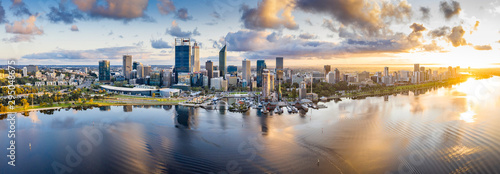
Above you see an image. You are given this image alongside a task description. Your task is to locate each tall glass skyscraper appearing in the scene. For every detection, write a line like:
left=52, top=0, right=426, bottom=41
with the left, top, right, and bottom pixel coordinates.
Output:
left=219, top=45, right=227, bottom=78
left=227, top=65, right=237, bottom=76
left=191, top=42, right=200, bottom=73
left=175, top=38, right=191, bottom=84
left=206, top=60, right=213, bottom=87
left=123, top=55, right=132, bottom=79
left=242, top=59, right=251, bottom=82
left=276, top=57, right=283, bottom=81
left=99, top=60, right=110, bottom=82
left=257, top=60, right=266, bottom=87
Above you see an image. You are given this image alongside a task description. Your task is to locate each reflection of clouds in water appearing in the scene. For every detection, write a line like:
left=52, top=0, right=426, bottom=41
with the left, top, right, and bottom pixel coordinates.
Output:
left=29, top=111, right=41, bottom=124
left=51, top=117, right=76, bottom=129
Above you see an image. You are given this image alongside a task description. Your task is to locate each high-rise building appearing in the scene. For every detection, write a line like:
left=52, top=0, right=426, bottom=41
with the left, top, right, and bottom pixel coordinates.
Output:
left=257, top=60, right=267, bottom=87
left=137, top=64, right=144, bottom=78
left=276, top=57, right=284, bottom=81
left=327, top=71, right=335, bottom=84
left=384, top=67, right=389, bottom=77
left=242, top=59, right=251, bottom=82
left=22, top=67, right=27, bottom=77
left=175, top=38, right=191, bottom=83
left=162, top=69, right=173, bottom=87
left=144, top=65, right=152, bottom=77
left=133, top=61, right=141, bottom=70
left=299, top=81, right=307, bottom=99
left=227, top=65, right=237, bottom=76
left=26, top=65, right=38, bottom=73
left=191, top=42, right=200, bottom=72
left=414, top=64, right=420, bottom=72
left=324, top=65, right=331, bottom=75
left=262, top=69, right=271, bottom=98
left=334, top=68, right=340, bottom=83
left=123, top=55, right=132, bottom=79
left=219, top=45, right=227, bottom=78
left=149, top=70, right=161, bottom=86
left=206, top=60, right=213, bottom=86
left=99, top=60, right=110, bottom=81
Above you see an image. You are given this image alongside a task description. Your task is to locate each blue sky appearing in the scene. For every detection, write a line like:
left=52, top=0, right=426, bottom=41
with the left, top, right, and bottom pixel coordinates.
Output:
left=1, top=0, right=500, bottom=67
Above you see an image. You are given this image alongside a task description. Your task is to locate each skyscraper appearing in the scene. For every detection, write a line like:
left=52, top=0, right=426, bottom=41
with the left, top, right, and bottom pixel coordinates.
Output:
left=191, top=42, right=200, bottom=72
left=242, top=59, right=251, bottom=82
left=123, top=55, right=132, bottom=79
left=257, top=60, right=267, bottom=87
left=324, top=65, right=331, bottom=75
left=262, top=69, right=270, bottom=98
left=137, top=64, right=144, bottom=79
left=133, top=61, right=141, bottom=70
left=227, top=65, right=237, bottom=76
left=206, top=60, right=213, bottom=86
left=99, top=60, right=110, bottom=81
left=175, top=38, right=191, bottom=83
left=414, top=64, right=420, bottom=72
left=219, top=45, right=227, bottom=78
left=384, top=67, right=389, bottom=77
left=144, top=65, right=152, bottom=77
left=276, top=57, right=284, bottom=81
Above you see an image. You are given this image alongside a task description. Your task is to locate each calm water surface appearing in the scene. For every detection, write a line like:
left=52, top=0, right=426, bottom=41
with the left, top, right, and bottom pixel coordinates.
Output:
left=2, top=77, right=500, bottom=173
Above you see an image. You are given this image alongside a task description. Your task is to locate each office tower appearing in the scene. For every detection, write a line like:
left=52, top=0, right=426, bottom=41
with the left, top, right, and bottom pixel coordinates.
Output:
left=98, top=60, right=110, bottom=81
left=257, top=60, right=267, bottom=87
left=175, top=38, right=191, bottom=83
left=276, top=57, right=284, bottom=81
left=262, top=69, right=270, bottom=98
left=324, top=65, right=331, bottom=75
left=219, top=45, right=227, bottom=78
left=384, top=67, right=389, bottom=77
left=206, top=60, right=213, bottom=86
left=162, top=69, right=172, bottom=87
left=123, top=55, right=132, bottom=79
left=242, top=59, right=251, bottom=81
left=26, top=65, right=38, bottom=73
left=137, top=64, right=144, bottom=78
left=327, top=71, right=335, bottom=84
left=191, top=42, right=200, bottom=72
left=149, top=71, right=161, bottom=86
left=299, top=81, right=307, bottom=99
left=414, top=64, right=420, bottom=72
left=334, top=68, right=340, bottom=83
left=144, top=65, right=152, bottom=77
left=133, top=61, right=140, bottom=70
left=22, top=67, right=27, bottom=77
left=213, top=65, right=218, bottom=71
left=227, top=65, right=237, bottom=76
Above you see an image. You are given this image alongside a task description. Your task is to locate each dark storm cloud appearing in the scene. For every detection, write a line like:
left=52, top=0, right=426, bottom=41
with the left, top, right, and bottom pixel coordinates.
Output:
left=299, top=33, right=318, bottom=39
left=419, top=7, right=431, bottom=20
left=440, top=1, right=461, bottom=19
left=174, top=8, right=193, bottom=21
left=151, top=38, right=172, bottom=49
left=47, top=1, right=86, bottom=24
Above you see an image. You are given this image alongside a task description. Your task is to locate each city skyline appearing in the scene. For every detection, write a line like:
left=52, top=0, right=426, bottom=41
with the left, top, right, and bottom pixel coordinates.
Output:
left=1, top=0, right=500, bottom=67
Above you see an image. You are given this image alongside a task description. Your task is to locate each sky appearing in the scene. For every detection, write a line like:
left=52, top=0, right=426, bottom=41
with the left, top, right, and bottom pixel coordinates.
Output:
left=1, top=0, right=500, bottom=67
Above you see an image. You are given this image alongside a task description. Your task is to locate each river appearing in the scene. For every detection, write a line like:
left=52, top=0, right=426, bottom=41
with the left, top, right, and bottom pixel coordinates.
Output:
left=2, top=77, right=500, bottom=173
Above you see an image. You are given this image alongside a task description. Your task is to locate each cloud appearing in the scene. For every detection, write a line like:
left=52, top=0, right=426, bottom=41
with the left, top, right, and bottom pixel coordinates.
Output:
left=428, top=26, right=450, bottom=38
left=211, top=11, right=221, bottom=19
left=47, top=1, right=86, bottom=24
left=473, top=45, right=492, bottom=50
left=423, top=40, right=445, bottom=52
left=420, top=7, right=431, bottom=20
left=70, top=25, right=79, bottom=31
left=22, top=46, right=151, bottom=61
left=239, top=0, right=298, bottom=30
left=174, top=8, right=192, bottom=21
left=10, top=0, right=32, bottom=17
left=72, top=0, right=151, bottom=22
left=165, top=20, right=200, bottom=38
left=5, top=15, right=43, bottom=35
left=447, top=25, right=467, bottom=47
left=296, top=0, right=411, bottom=37
left=381, top=0, right=412, bottom=23
left=471, top=21, right=479, bottom=34
left=150, top=38, right=172, bottom=49
left=305, top=19, right=313, bottom=26
left=440, top=1, right=461, bottom=20
left=224, top=28, right=426, bottom=60
left=3, top=35, right=33, bottom=42
left=322, top=19, right=337, bottom=32
left=0, top=3, right=6, bottom=23
left=157, top=0, right=175, bottom=15
left=299, top=33, right=318, bottom=39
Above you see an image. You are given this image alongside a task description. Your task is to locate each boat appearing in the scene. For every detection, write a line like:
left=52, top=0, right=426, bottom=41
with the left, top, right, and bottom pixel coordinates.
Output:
left=320, top=96, right=328, bottom=102
left=286, top=106, right=292, bottom=113
left=262, top=107, right=269, bottom=114
left=274, top=107, right=283, bottom=114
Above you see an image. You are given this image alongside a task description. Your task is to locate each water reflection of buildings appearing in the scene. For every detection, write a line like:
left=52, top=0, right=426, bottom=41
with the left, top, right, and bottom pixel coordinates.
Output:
left=163, top=105, right=172, bottom=110
left=174, top=105, right=198, bottom=129
left=99, top=106, right=111, bottom=111
left=123, top=105, right=133, bottom=112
